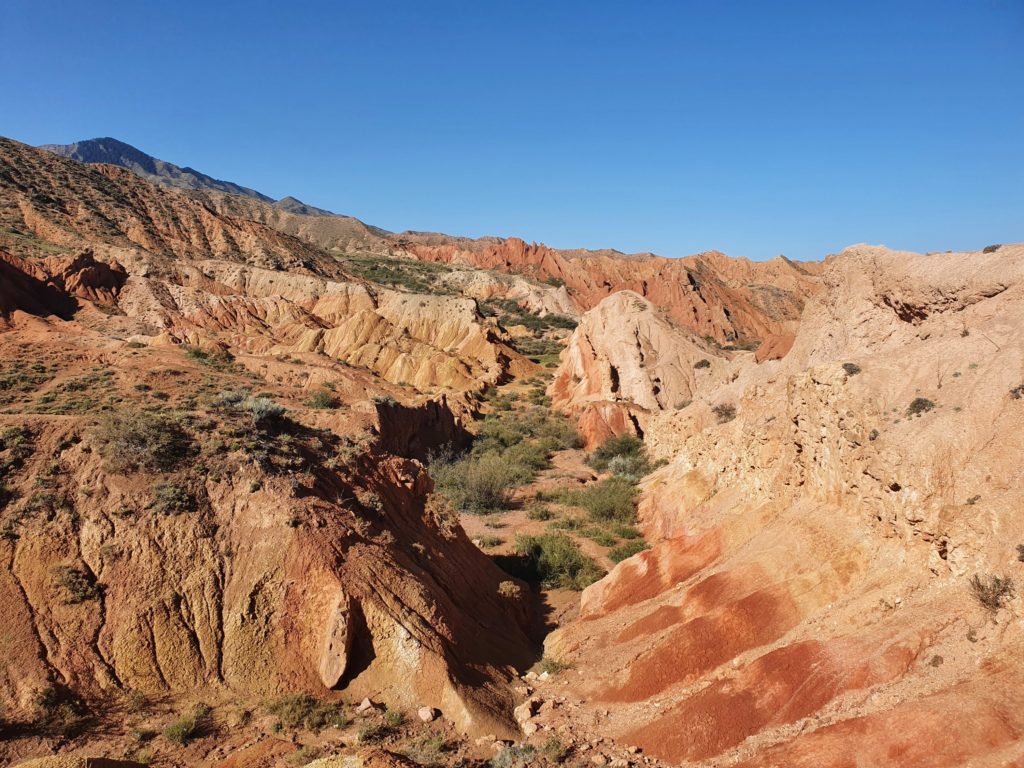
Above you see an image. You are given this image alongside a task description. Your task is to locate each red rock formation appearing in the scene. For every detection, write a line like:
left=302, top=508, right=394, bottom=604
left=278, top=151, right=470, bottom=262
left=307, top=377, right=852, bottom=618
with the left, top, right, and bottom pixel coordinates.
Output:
left=548, top=291, right=737, bottom=447
left=404, top=236, right=822, bottom=347
left=539, top=243, right=1024, bottom=766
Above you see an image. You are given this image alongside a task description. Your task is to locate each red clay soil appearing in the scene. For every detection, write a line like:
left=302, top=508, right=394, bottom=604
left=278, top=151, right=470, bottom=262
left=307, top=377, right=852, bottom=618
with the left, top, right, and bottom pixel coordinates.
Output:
left=624, top=635, right=921, bottom=762
left=731, top=669, right=1024, bottom=768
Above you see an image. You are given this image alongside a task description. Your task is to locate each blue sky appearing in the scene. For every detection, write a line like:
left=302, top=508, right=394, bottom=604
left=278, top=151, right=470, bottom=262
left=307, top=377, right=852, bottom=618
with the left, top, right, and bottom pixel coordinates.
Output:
left=3, top=0, right=1022, bottom=260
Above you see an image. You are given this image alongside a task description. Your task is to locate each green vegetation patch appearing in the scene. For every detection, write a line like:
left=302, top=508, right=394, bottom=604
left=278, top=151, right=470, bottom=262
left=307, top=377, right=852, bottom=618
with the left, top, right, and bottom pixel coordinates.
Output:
left=513, top=532, right=603, bottom=590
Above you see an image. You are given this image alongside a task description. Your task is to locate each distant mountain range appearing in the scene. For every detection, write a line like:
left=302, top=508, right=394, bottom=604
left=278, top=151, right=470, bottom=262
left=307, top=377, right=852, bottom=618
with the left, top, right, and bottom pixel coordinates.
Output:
left=39, top=136, right=336, bottom=216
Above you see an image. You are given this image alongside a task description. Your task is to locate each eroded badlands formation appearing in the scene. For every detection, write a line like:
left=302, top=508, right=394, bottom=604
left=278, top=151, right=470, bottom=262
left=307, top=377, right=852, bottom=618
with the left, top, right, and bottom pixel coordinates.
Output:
left=543, top=243, right=1024, bottom=766
left=1, top=135, right=1022, bottom=767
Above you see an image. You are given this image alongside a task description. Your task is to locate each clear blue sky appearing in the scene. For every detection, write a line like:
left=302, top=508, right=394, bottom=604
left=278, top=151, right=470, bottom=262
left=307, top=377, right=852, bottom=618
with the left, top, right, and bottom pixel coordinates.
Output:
left=3, top=1, right=1022, bottom=260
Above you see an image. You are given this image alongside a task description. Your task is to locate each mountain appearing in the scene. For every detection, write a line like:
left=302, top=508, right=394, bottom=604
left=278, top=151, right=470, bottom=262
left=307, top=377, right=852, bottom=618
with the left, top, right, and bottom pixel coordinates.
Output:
left=274, top=195, right=337, bottom=216
left=40, top=136, right=276, bottom=202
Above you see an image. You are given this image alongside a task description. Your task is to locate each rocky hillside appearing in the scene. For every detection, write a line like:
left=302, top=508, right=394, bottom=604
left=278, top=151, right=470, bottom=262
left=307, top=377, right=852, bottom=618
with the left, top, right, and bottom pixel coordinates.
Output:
left=0, top=140, right=548, bottom=766
left=538, top=243, right=1024, bottom=766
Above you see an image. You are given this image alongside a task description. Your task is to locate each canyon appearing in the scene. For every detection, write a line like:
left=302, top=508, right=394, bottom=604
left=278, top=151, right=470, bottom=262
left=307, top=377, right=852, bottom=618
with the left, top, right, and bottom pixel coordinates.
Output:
left=1, top=136, right=1022, bottom=768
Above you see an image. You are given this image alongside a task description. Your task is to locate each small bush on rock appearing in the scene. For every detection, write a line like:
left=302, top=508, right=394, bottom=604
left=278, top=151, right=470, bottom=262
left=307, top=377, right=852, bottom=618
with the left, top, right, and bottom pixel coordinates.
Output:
left=305, top=389, right=338, bottom=409
left=587, top=434, right=644, bottom=472
left=970, top=574, right=1014, bottom=611
left=98, top=411, right=193, bottom=472
left=712, top=403, right=737, bottom=423
left=906, top=398, right=935, bottom=417
left=51, top=565, right=101, bottom=604
left=151, top=483, right=196, bottom=515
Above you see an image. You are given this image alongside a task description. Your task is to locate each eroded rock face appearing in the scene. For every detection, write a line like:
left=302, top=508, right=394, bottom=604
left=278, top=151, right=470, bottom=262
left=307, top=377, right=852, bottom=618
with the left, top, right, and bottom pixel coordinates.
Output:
left=544, top=243, right=1024, bottom=766
left=0, top=405, right=532, bottom=740
left=404, top=236, right=822, bottom=346
left=0, top=140, right=537, bottom=747
left=549, top=291, right=736, bottom=447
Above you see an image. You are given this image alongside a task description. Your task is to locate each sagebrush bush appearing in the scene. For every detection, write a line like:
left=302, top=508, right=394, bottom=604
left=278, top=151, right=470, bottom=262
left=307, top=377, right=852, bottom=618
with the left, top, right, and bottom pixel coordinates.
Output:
left=712, top=403, right=737, bottom=423
left=151, top=483, right=196, bottom=515
left=969, top=574, right=1014, bottom=611
left=561, top=476, right=637, bottom=522
left=694, top=358, right=711, bottom=369
left=432, top=451, right=520, bottom=513
left=492, top=745, right=538, bottom=768
left=587, top=434, right=644, bottom=471
left=842, top=362, right=862, bottom=376
left=51, top=565, right=101, bottom=604
left=242, top=397, right=287, bottom=427
left=305, top=389, right=338, bottom=409
left=906, top=397, right=935, bottom=417
left=97, top=411, right=193, bottom=472
left=163, top=703, right=211, bottom=745
left=514, top=532, right=603, bottom=590
left=264, top=693, right=346, bottom=731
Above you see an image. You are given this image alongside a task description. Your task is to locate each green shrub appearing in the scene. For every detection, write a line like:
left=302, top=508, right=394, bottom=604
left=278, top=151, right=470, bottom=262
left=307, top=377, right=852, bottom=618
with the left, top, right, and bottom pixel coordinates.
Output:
left=588, top=434, right=644, bottom=471
left=264, top=693, right=346, bottom=731
left=97, top=411, right=193, bottom=472
left=477, top=535, right=503, bottom=549
left=33, top=685, right=87, bottom=735
left=286, top=746, right=322, bottom=766
left=562, top=476, right=637, bottom=523
left=151, top=483, right=196, bottom=515
left=611, top=523, right=642, bottom=539
left=584, top=528, right=617, bottom=547
left=432, top=451, right=520, bottom=513
left=242, top=397, right=287, bottom=427
left=906, top=398, right=935, bottom=417
left=305, top=389, right=338, bottom=409
left=514, top=533, right=603, bottom=590
left=542, top=735, right=570, bottom=763
left=163, top=703, right=211, bottom=745
left=609, top=540, right=650, bottom=563
left=693, top=358, right=711, bottom=369
left=526, top=503, right=554, bottom=521
left=51, top=565, right=101, bottom=604
left=842, top=362, right=862, bottom=376
left=185, top=347, right=235, bottom=370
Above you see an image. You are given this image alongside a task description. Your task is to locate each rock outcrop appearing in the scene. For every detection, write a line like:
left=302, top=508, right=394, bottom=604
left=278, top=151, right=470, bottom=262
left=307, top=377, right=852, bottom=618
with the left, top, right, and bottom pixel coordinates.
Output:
left=549, top=292, right=730, bottom=446
left=543, top=243, right=1024, bottom=766
left=404, top=236, right=822, bottom=347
